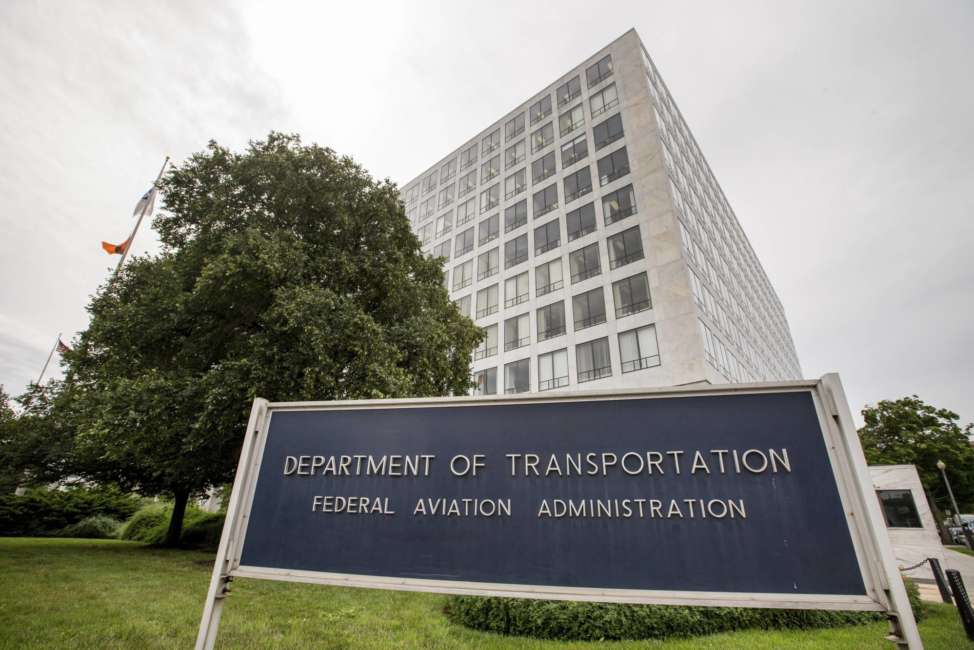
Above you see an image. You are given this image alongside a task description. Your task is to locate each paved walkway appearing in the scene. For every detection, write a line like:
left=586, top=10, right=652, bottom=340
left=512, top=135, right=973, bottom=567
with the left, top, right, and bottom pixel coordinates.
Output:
left=943, top=547, right=974, bottom=586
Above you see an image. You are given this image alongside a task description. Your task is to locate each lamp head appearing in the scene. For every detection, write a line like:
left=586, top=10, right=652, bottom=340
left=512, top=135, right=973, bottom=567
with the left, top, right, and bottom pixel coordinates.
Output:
left=937, top=459, right=946, bottom=471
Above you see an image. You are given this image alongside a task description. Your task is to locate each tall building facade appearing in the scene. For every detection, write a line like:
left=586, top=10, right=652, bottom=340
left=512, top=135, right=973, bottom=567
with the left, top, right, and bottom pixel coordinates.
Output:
left=401, top=29, right=801, bottom=396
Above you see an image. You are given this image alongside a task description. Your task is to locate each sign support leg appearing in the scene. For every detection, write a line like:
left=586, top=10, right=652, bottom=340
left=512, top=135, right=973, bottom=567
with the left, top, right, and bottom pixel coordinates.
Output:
left=821, top=374, right=923, bottom=650
left=195, top=398, right=268, bottom=650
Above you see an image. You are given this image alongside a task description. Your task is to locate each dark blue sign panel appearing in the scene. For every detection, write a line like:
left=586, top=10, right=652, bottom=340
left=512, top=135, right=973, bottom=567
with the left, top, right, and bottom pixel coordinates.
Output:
left=239, top=391, right=866, bottom=596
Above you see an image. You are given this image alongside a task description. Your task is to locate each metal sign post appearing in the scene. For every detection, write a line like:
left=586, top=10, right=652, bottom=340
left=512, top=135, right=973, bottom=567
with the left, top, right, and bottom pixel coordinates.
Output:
left=195, top=375, right=921, bottom=649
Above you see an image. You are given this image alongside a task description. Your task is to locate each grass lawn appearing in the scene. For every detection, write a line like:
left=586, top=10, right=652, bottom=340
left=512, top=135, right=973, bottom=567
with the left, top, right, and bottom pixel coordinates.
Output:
left=947, top=545, right=974, bottom=558
left=0, top=537, right=971, bottom=649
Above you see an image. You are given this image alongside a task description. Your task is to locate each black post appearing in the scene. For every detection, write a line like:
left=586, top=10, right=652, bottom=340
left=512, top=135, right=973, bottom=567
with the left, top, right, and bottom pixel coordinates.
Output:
left=929, top=558, right=953, bottom=604
left=946, top=569, right=974, bottom=641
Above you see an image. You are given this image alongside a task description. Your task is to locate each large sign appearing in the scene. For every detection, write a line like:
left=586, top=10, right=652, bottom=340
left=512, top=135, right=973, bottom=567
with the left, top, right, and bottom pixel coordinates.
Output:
left=196, top=376, right=922, bottom=649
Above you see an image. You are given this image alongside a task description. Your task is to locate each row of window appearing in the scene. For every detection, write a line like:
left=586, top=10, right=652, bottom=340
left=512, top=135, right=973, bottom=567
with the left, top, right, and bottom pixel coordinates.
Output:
left=425, top=182, right=636, bottom=258
left=404, top=54, right=618, bottom=207
left=465, top=272, right=652, bottom=353
left=472, top=323, right=660, bottom=395
left=412, top=110, right=626, bottom=224
left=450, top=225, right=645, bottom=300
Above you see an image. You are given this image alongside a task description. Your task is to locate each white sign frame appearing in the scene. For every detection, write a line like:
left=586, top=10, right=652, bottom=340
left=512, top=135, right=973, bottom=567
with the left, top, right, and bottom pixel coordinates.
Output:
left=195, top=374, right=921, bottom=649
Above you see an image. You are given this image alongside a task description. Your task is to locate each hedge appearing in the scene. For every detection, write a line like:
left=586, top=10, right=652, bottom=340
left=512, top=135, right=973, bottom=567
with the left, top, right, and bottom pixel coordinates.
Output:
left=444, top=596, right=892, bottom=641
left=58, top=515, right=123, bottom=539
left=119, top=503, right=225, bottom=550
left=0, top=485, right=143, bottom=536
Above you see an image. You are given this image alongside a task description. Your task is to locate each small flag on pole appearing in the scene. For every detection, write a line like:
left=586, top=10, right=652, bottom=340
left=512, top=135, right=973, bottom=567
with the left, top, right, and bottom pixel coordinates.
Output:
left=133, top=187, right=157, bottom=217
left=101, top=237, right=132, bottom=255
left=56, top=339, right=71, bottom=354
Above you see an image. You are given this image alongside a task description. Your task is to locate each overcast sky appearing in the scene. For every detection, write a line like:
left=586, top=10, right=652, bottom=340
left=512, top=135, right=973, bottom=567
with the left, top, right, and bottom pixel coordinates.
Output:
left=1, top=0, right=971, bottom=425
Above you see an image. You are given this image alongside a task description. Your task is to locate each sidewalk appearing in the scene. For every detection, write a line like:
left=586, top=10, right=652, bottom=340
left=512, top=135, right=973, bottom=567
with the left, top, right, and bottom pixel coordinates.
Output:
left=943, top=547, right=974, bottom=586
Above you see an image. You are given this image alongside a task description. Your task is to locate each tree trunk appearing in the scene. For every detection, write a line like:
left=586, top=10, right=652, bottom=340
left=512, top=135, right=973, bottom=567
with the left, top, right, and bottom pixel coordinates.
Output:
left=165, top=488, right=190, bottom=547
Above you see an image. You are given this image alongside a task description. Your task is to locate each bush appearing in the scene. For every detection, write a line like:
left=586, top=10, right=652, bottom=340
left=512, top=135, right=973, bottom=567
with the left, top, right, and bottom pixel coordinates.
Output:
left=119, top=503, right=225, bottom=550
left=119, top=504, right=172, bottom=544
left=903, top=577, right=927, bottom=622
left=58, top=515, right=122, bottom=539
left=444, top=596, right=883, bottom=641
left=0, top=485, right=143, bottom=536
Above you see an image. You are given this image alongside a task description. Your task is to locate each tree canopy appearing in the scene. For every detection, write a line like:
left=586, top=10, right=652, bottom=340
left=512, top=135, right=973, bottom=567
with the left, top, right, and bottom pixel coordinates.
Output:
left=56, top=133, right=481, bottom=544
left=858, top=396, right=974, bottom=512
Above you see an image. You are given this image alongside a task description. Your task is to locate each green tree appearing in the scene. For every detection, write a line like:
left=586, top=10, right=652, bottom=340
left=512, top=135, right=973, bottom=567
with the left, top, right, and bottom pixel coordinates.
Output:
left=859, top=396, right=974, bottom=513
left=0, top=383, right=77, bottom=493
left=61, top=133, right=481, bottom=545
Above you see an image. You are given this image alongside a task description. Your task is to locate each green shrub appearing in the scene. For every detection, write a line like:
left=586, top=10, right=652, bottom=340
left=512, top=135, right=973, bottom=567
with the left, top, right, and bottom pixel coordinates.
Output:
left=58, top=515, right=122, bottom=539
left=903, top=577, right=927, bottom=622
left=119, top=503, right=225, bottom=549
left=0, top=485, right=143, bottom=536
left=119, top=504, right=172, bottom=544
left=180, top=511, right=225, bottom=550
left=444, top=596, right=883, bottom=641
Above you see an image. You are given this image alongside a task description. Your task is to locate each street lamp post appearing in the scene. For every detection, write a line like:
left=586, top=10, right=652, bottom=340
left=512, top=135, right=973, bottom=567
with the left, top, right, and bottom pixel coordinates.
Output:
left=938, top=459, right=974, bottom=549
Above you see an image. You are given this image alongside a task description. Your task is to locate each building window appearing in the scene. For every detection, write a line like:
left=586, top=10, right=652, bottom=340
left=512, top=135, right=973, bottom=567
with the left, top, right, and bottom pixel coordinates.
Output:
left=531, top=122, right=554, bottom=153
left=432, top=239, right=451, bottom=260
left=877, top=490, right=923, bottom=528
left=459, top=143, right=478, bottom=171
left=505, top=113, right=525, bottom=140
left=538, top=349, right=569, bottom=391
left=481, top=155, right=500, bottom=183
left=420, top=196, right=436, bottom=219
left=586, top=54, right=613, bottom=88
left=561, top=133, right=588, bottom=168
left=607, top=226, right=643, bottom=270
left=590, top=83, right=618, bottom=118
left=417, top=223, right=432, bottom=245
left=452, top=259, right=473, bottom=290
left=567, top=203, right=596, bottom=241
left=558, top=104, right=585, bottom=137
left=505, top=140, right=526, bottom=168
left=458, top=170, right=477, bottom=197
left=456, top=197, right=476, bottom=225
left=482, top=129, right=500, bottom=155
left=437, top=184, right=456, bottom=208
left=474, top=324, right=498, bottom=360
left=573, top=287, right=606, bottom=330
left=505, top=168, right=526, bottom=200
left=480, top=184, right=499, bottom=213
left=435, top=211, right=453, bottom=237
left=534, top=218, right=560, bottom=255
left=612, top=273, right=652, bottom=318
left=455, top=294, right=470, bottom=317
left=535, top=258, right=563, bottom=297
left=563, top=166, right=593, bottom=203
left=531, top=151, right=557, bottom=184
left=440, top=158, right=458, bottom=183
left=603, top=184, right=637, bottom=225
left=505, top=271, right=530, bottom=308
left=472, top=367, right=496, bottom=395
left=569, top=242, right=601, bottom=283
left=532, top=184, right=558, bottom=218
left=504, top=199, right=528, bottom=233
left=576, top=337, right=612, bottom=382
left=537, top=301, right=566, bottom=341
left=505, top=233, right=529, bottom=268
left=529, top=94, right=552, bottom=125
left=597, top=147, right=630, bottom=186
left=476, top=284, right=499, bottom=319
left=421, top=171, right=438, bottom=194
left=504, top=312, right=531, bottom=351
left=477, top=247, right=499, bottom=280
left=619, top=324, right=661, bottom=373
left=478, top=213, right=499, bottom=246
left=593, top=114, right=624, bottom=150
left=504, top=358, right=530, bottom=394
left=556, top=76, right=581, bottom=107
left=454, top=227, right=475, bottom=257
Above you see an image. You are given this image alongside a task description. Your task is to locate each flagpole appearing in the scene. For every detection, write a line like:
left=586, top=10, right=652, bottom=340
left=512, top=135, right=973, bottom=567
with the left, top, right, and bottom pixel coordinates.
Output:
left=35, top=332, right=61, bottom=386
left=112, top=155, right=170, bottom=280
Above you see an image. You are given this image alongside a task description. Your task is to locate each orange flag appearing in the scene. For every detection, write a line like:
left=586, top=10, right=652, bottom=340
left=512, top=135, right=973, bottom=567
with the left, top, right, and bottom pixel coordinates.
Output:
left=101, top=237, right=131, bottom=255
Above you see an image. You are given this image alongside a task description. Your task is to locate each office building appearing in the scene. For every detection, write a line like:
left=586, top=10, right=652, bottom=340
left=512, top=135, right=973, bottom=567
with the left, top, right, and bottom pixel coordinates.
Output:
left=401, top=29, right=801, bottom=395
